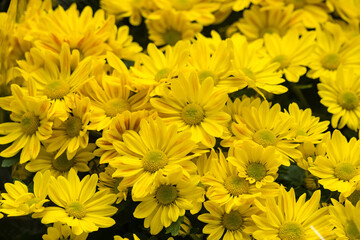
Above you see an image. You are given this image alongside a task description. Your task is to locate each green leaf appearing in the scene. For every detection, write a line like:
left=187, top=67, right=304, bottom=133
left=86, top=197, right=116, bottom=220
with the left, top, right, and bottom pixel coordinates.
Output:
left=1, top=157, right=19, bottom=167
left=165, top=216, right=184, bottom=237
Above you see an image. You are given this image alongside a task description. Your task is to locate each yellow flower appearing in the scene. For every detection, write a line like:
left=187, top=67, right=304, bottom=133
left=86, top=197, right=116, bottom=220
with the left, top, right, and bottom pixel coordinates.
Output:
left=110, top=117, right=199, bottom=198
left=42, top=222, right=88, bottom=240
left=150, top=72, right=231, bottom=147
left=309, top=130, right=360, bottom=193
left=327, top=0, right=360, bottom=23
left=0, top=84, right=52, bottom=164
left=198, top=201, right=259, bottom=240
left=1, top=171, right=50, bottom=217
left=36, top=169, right=117, bottom=235
left=113, top=234, right=140, bottom=240
left=339, top=182, right=360, bottom=205
left=133, top=169, right=204, bottom=235
left=25, top=144, right=95, bottom=177
left=98, top=166, right=128, bottom=204
left=252, top=187, right=333, bottom=240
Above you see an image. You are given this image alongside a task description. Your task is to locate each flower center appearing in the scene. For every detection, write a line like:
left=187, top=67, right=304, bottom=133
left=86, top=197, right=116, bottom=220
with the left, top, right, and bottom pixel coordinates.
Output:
left=260, top=27, right=279, bottom=37
left=155, top=185, right=178, bottom=205
left=247, top=163, right=267, bottom=181
left=66, top=201, right=86, bottom=219
left=222, top=211, right=243, bottom=231
left=26, top=197, right=40, bottom=206
left=334, top=162, right=357, bottom=181
left=338, top=91, right=358, bottom=110
left=104, top=98, right=131, bottom=117
left=142, top=149, right=168, bottom=173
left=163, top=29, right=182, bottom=46
left=348, top=190, right=360, bottom=205
left=198, top=70, right=218, bottom=84
left=181, top=103, right=205, bottom=125
left=272, top=54, right=290, bottom=70
left=279, top=222, right=304, bottom=240
left=224, top=175, right=249, bottom=196
left=345, top=220, right=360, bottom=240
left=43, top=80, right=70, bottom=100
left=253, top=129, right=277, bottom=147
left=321, top=53, right=340, bottom=71
left=64, top=116, right=82, bottom=138
left=242, top=68, right=256, bottom=80
left=155, top=68, right=170, bottom=82
left=21, top=112, right=40, bottom=135
left=296, top=129, right=308, bottom=137
left=52, top=153, right=75, bottom=172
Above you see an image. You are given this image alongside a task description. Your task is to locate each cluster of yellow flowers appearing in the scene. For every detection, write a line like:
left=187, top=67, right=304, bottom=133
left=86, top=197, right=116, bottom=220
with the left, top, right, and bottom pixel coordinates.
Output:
left=1, top=0, right=360, bottom=239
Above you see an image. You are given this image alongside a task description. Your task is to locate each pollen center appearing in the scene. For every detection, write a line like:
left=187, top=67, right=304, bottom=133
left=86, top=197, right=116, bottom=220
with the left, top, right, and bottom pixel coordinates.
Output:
left=242, top=68, right=256, bottom=80
left=253, top=129, right=277, bottom=147
left=155, top=185, right=178, bottom=205
left=222, top=210, right=243, bottom=231
left=66, top=201, right=86, bottom=219
left=104, top=98, right=131, bottom=117
left=181, top=103, right=205, bottom=125
left=224, top=175, right=249, bottom=196
left=348, top=190, right=360, bottom=205
left=334, top=162, right=357, bottom=181
left=338, top=91, right=358, bottom=110
left=198, top=70, right=217, bottom=84
left=155, top=68, right=170, bottom=82
left=247, top=163, right=267, bottom=181
left=279, top=222, right=304, bottom=240
left=64, top=116, right=82, bottom=138
left=273, top=54, right=290, bottom=70
left=52, top=153, right=75, bottom=172
left=21, top=112, right=40, bottom=135
left=43, top=80, right=70, bottom=100
left=321, top=53, right=340, bottom=71
left=163, top=29, right=182, bottom=46
left=345, top=220, right=360, bottom=240
left=143, top=149, right=168, bottom=173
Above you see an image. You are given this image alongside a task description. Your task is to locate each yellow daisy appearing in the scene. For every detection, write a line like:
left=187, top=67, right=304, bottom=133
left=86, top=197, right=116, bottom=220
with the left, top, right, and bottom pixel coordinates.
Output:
left=327, top=0, right=360, bottom=23
left=309, top=130, right=360, bottom=193
left=43, top=222, right=88, bottom=240
left=98, top=166, right=128, bottom=204
left=110, top=117, right=199, bottom=198
left=150, top=72, right=231, bottom=147
left=318, top=67, right=360, bottom=131
left=0, top=84, right=52, bottom=164
left=133, top=169, right=204, bottom=235
left=198, top=201, right=259, bottom=240
left=252, top=187, right=333, bottom=240
left=25, top=143, right=95, bottom=177
left=35, top=169, right=117, bottom=235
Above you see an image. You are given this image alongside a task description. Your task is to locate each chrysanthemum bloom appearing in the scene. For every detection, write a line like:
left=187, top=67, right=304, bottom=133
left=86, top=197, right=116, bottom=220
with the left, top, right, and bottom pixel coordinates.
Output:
left=252, top=187, right=333, bottom=240
left=198, top=201, right=259, bottom=240
left=0, top=84, right=52, bottom=164
left=1, top=171, right=50, bottom=217
left=307, top=22, right=360, bottom=79
left=318, top=67, right=360, bottom=131
left=309, top=130, right=360, bottom=193
left=36, top=169, right=117, bottom=235
left=329, top=199, right=360, bottom=239
left=110, top=117, right=199, bottom=198
left=133, top=169, right=204, bottom=235
left=145, top=9, right=202, bottom=46
left=228, top=143, right=281, bottom=188
left=327, top=0, right=360, bottom=23
left=25, top=144, right=95, bottom=177
left=43, top=222, right=88, bottom=240
left=263, top=30, right=316, bottom=82
left=94, top=110, right=155, bottom=164
left=150, top=72, right=231, bottom=147
left=230, top=34, right=287, bottom=97
left=231, top=100, right=302, bottom=166
left=45, top=96, right=91, bottom=160
left=98, top=166, right=128, bottom=204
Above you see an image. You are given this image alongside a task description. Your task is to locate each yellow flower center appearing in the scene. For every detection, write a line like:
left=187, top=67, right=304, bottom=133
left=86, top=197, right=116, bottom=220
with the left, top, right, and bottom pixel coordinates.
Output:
left=242, top=68, right=256, bottom=80
left=143, top=149, right=168, bottom=173
left=155, top=68, right=170, bottom=82
left=222, top=211, right=243, bottom=231
left=321, top=53, right=340, bottom=71
left=21, top=112, right=40, bottom=135
left=26, top=197, right=40, bottom=206
left=334, top=162, right=357, bottom=181
left=296, top=129, right=308, bottom=137
left=64, top=116, right=82, bottom=138
left=224, top=175, right=249, bottom=196
left=104, top=98, right=131, bottom=117
left=66, top=201, right=86, bottom=219
left=253, top=129, right=277, bottom=147
left=338, top=91, right=358, bottom=110
left=247, top=163, right=267, bottom=181
left=348, top=190, right=360, bottom=205
left=345, top=220, right=360, bottom=240
left=43, top=80, right=70, bottom=100
left=198, top=70, right=218, bottom=84
left=279, top=222, right=304, bottom=240
left=163, top=29, right=182, bottom=46
left=272, top=54, right=290, bottom=70
left=260, top=27, right=279, bottom=37
left=155, top=185, right=178, bottom=205
left=52, top=153, right=75, bottom=172
left=181, top=103, right=205, bottom=125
